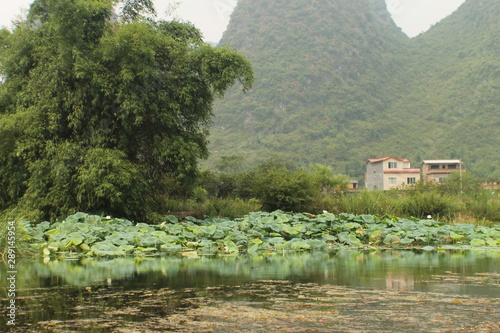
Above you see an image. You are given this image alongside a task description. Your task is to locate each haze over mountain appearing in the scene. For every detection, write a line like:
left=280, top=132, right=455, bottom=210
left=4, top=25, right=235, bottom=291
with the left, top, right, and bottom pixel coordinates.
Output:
left=206, top=0, right=499, bottom=180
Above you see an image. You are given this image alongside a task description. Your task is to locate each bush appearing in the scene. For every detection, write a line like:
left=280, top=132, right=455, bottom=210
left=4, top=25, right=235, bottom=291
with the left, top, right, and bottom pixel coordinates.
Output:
left=249, top=160, right=318, bottom=212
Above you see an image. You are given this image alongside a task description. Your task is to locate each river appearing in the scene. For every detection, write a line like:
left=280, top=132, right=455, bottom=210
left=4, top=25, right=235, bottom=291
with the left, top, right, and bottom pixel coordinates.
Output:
left=1, top=249, right=499, bottom=332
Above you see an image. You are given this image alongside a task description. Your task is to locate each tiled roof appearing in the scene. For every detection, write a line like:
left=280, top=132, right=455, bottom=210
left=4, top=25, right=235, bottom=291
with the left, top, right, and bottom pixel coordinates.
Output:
left=366, top=156, right=410, bottom=164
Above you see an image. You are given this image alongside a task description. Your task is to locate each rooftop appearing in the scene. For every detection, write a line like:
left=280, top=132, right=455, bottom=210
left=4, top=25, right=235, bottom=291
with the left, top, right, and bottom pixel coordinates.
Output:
left=367, top=156, right=411, bottom=164
left=421, top=159, right=462, bottom=164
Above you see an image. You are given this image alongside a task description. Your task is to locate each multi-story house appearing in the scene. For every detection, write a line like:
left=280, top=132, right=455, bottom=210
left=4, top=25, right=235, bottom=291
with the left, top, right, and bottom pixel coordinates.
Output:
left=365, top=156, right=421, bottom=190
left=421, top=159, right=465, bottom=183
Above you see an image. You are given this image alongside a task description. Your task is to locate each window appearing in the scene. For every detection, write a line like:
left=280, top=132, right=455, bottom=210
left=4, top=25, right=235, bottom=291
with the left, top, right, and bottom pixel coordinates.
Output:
left=407, top=177, right=416, bottom=185
left=438, top=177, right=445, bottom=184
left=430, top=165, right=440, bottom=170
left=388, top=162, right=398, bottom=169
left=389, top=177, right=397, bottom=185
left=448, top=164, right=457, bottom=169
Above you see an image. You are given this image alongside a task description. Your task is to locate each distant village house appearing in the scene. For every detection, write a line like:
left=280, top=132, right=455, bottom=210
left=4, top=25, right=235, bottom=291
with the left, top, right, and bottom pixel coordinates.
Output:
left=365, top=156, right=421, bottom=190
left=421, top=159, right=465, bottom=183
left=365, top=157, right=466, bottom=190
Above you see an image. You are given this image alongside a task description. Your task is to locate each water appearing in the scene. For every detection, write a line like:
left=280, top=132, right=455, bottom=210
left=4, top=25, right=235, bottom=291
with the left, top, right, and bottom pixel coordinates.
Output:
left=1, top=250, right=499, bottom=332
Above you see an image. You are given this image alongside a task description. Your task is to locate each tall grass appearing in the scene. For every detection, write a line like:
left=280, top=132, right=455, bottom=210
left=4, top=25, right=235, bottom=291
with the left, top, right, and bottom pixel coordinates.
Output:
left=464, top=192, right=500, bottom=222
left=321, top=190, right=400, bottom=216
left=320, top=190, right=498, bottom=225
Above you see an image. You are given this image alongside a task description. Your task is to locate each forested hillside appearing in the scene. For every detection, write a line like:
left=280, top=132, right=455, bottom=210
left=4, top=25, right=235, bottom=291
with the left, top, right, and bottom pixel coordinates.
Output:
left=206, top=0, right=499, bottom=180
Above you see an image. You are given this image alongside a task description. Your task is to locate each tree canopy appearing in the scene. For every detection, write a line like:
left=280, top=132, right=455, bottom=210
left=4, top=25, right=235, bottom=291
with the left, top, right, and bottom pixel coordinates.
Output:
left=0, top=0, right=253, bottom=221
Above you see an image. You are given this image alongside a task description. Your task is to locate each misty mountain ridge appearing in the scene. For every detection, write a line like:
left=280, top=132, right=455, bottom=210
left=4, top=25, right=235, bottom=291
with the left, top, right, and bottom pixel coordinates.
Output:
left=206, top=0, right=499, bottom=180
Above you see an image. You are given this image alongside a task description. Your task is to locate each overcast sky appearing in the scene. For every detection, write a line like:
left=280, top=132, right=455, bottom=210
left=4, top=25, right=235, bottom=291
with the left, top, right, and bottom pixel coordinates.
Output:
left=0, top=0, right=466, bottom=42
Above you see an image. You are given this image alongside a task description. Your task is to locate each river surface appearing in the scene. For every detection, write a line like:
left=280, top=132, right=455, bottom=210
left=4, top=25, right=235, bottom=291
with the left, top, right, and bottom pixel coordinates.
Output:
left=1, top=250, right=499, bottom=332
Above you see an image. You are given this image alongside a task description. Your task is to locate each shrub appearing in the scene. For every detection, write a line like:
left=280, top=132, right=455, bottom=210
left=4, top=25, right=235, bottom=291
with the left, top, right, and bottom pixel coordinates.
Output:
left=249, top=160, right=317, bottom=212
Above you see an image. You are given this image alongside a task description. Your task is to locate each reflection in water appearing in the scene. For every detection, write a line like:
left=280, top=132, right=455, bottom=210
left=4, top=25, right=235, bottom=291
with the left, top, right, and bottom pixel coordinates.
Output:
left=385, top=273, right=414, bottom=291
left=0, top=250, right=499, bottom=331
left=1, top=250, right=499, bottom=293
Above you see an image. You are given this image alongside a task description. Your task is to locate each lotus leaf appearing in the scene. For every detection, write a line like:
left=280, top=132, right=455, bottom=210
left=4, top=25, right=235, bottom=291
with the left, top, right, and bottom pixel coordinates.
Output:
left=65, top=212, right=88, bottom=223
left=369, top=229, right=383, bottom=243
left=163, top=224, right=185, bottom=235
left=305, top=239, right=327, bottom=250
left=91, top=242, right=125, bottom=256
left=166, top=215, right=179, bottom=223
left=486, top=238, right=498, bottom=246
left=383, top=234, right=400, bottom=245
left=35, top=221, right=51, bottom=232
left=119, top=244, right=135, bottom=253
left=470, top=239, right=486, bottom=247
left=282, top=225, right=301, bottom=236
left=399, top=237, right=414, bottom=245
left=21, top=211, right=500, bottom=258
left=136, top=247, right=158, bottom=252
left=267, top=237, right=285, bottom=245
left=247, top=243, right=259, bottom=256
left=347, top=234, right=363, bottom=247
left=223, top=239, right=239, bottom=253
left=160, top=243, right=182, bottom=252
left=251, top=238, right=264, bottom=245
left=322, top=234, right=337, bottom=243
left=139, top=237, right=163, bottom=247
left=288, top=241, right=311, bottom=250
left=344, top=222, right=361, bottom=230
left=450, top=232, right=464, bottom=241
left=360, top=215, right=375, bottom=223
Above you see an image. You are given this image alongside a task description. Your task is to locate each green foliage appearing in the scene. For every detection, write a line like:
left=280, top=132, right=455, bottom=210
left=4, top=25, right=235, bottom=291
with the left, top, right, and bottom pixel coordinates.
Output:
left=442, top=172, right=483, bottom=195
left=323, top=190, right=400, bottom=216
left=119, top=0, right=156, bottom=21
left=323, top=184, right=500, bottom=224
left=13, top=211, right=500, bottom=258
left=0, top=0, right=253, bottom=221
left=199, top=197, right=262, bottom=219
left=464, top=192, right=500, bottom=223
left=395, top=192, right=464, bottom=220
left=249, top=160, right=318, bottom=212
left=196, top=159, right=498, bottom=224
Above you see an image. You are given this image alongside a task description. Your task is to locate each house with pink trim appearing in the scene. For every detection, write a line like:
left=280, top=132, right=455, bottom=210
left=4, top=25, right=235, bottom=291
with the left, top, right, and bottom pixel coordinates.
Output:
left=365, top=156, right=421, bottom=190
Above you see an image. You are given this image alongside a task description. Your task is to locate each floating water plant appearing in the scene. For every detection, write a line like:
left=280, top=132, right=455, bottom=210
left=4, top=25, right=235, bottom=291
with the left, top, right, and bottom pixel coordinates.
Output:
left=17, top=211, right=500, bottom=258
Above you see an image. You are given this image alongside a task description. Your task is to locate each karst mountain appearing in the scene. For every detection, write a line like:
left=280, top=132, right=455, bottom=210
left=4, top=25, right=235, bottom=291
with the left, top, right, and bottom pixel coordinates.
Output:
left=206, top=0, right=499, bottom=179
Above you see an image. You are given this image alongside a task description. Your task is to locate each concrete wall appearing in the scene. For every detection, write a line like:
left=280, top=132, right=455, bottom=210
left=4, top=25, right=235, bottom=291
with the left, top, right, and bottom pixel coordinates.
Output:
left=366, top=162, right=384, bottom=190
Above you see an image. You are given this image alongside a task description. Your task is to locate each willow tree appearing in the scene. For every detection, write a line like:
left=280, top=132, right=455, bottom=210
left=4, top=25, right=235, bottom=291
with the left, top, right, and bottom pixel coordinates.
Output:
left=0, top=0, right=253, bottom=221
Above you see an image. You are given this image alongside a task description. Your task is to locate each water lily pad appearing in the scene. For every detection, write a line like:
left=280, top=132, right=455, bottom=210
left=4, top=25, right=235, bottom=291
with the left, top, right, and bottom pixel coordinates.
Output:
left=383, top=234, right=400, bottom=245
left=470, top=239, right=486, bottom=247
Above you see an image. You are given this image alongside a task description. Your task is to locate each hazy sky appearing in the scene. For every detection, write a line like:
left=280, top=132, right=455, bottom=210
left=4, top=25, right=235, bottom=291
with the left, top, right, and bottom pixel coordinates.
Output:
left=0, top=0, right=466, bottom=42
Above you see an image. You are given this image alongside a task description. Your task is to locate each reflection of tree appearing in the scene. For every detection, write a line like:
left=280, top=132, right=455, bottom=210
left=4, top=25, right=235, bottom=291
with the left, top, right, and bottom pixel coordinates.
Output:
left=385, top=272, right=414, bottom=291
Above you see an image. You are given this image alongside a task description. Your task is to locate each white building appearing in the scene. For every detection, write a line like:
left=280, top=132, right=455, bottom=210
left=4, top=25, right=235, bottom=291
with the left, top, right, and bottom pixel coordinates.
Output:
left=365, top=156, right=421, bottom=190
